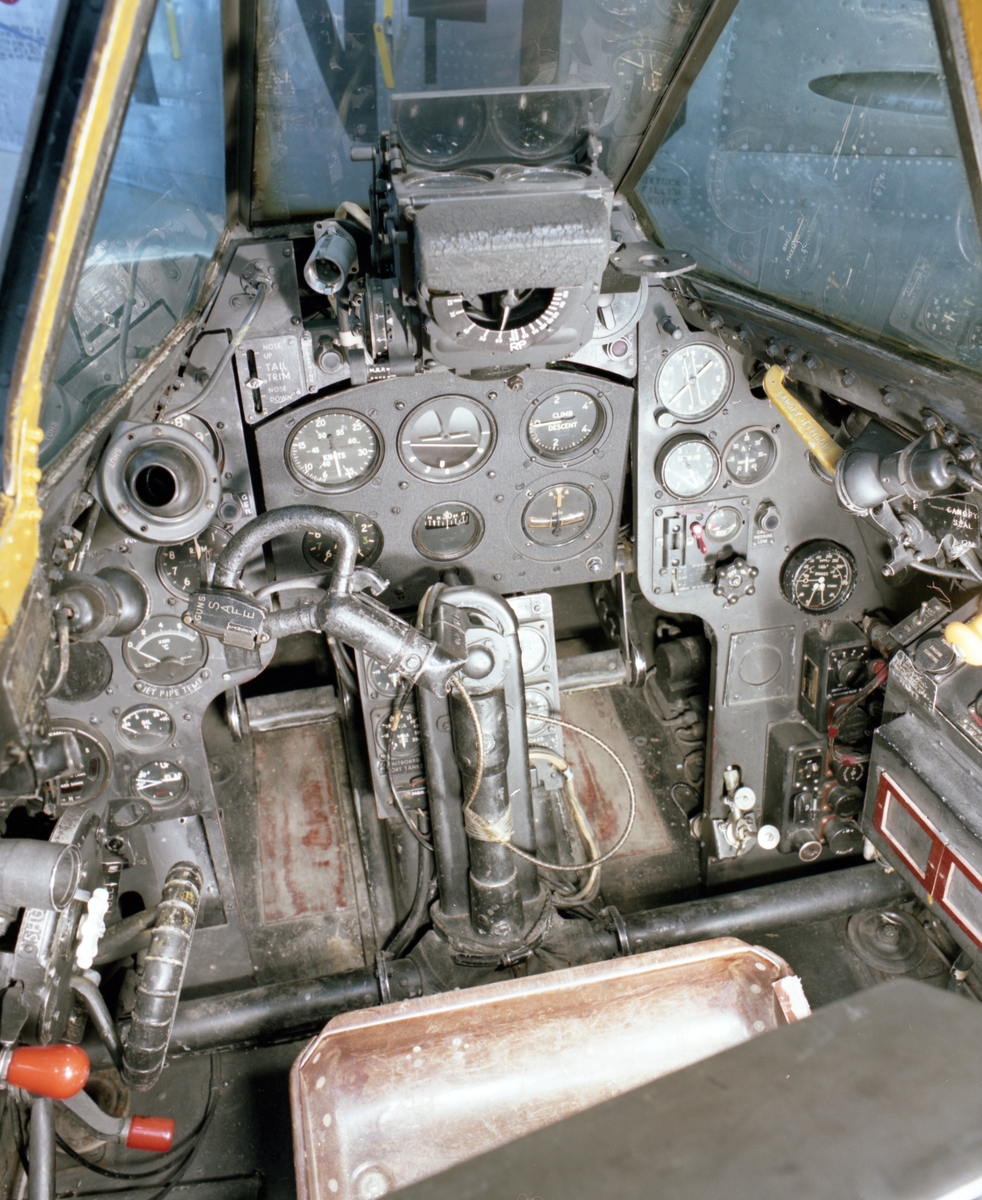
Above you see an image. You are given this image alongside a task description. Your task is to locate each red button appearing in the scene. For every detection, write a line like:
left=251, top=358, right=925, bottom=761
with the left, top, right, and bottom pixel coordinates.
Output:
left=126, top=1115, right=176, bottom=1153
left=6, top=1045, right=89, bottom=1099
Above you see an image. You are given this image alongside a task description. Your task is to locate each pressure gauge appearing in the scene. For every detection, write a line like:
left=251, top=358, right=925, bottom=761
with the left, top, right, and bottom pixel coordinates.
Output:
left=526, top=390, right=604, bottom=460
left=287, top=410, right=382, bottom=491
left=655, top=342, right=732, bottom=421
left=133, top=761, right=189, bottom=806
left=704, top=506, right=743, bottom=544
left=522, top=484, right=596, bottom=546
left=655, top=436, right=721, bottom=499
left=122, top=616, right=208, bottom=685
left=724, top=428, right=777, bottom=485
left=302, top=513, right=383, bottom=571
left=156, top=525, right=232, bottom=598
left=399, top=397, right=495, bottom=482
left=781, top=541, right=857, bottom=613
left=117, top=705, right=175, bottom=750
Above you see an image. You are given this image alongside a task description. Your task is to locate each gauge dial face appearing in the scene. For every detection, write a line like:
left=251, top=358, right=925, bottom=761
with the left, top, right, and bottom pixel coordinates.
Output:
left=156, top=526, right=232, bottom=598
left=491, top=90, right=578, bottom=159
left=413, top=503, right=484, bottom=560
left=781, top=541, right=857, bottom=613
left=51, top=726, right=111, bottom=804
left=522, top=484, right=596, bottom=546
left=377, top=709, right=421, bottom=759
left=526, top=390, right=604, bottom=460
left=525, top=687, right=552, bottom=736
left=302, top=513, right=383, bottom=571
left=704, top=506, right=743, bottom=543
left=367, top=659, right=403, bottom=697
left=399, top=398, right=494, bottom=481
left=724, top=428, right=777, bottom=485
left=117, top=705, right=175, bottom=750
left=164, top=413, right=222, bottom=464
left=134, top=761, right=189, bottom=806
left=656, top=436, right=721, bottom=499
left=397, top=95, right=487, bottom=165
left=287, top=411, right=382, bottom=491
left=655, top=342, right=732, bottom=420
left=123, top=616, right=208, bottom=685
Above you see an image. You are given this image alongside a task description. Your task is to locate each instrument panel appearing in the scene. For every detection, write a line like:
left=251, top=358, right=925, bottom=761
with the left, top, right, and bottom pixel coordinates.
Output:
left=254, top=369, right=633, bottom=602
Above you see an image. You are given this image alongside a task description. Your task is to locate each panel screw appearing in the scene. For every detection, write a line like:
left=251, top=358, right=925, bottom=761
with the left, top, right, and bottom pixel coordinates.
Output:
left=587, top=557, right=603, bottom=573
left=507, top=375, right=524, bottom=392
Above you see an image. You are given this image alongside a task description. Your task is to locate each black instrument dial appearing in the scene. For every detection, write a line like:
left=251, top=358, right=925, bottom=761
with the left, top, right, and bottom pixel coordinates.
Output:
left=781, top=541, right=857, bottom=613
left=725, top=429, right=777, bottom=485
left=134, top=761, right=189, bottom=806
left=399, top=398, right=494, bottom=481
left=413, top=503, right=484, bottom=561
left=287, top=411, right=382, bottom=491
left=526, top=390, right=604, bottom=459
left=367, top=659, right=403, bottom=697
left=302, top=513, right=383, bottom=571
left=50, top=724, right=112, bottom=804
left=117, top=704, right=175, bottom=750
left=123, top=617, right=208, bottom=685
left=655, top=342, right=732, bottom=421
left=656, top=436, right=721, bottom=499
left=377, top=709, right=421, bottom=759
left=156, top=526, right=232, bottom=598
left=522, top=484, right=596, bottom=546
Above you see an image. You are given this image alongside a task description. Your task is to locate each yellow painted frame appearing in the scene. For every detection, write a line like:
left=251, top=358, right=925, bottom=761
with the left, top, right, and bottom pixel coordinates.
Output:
left=0, top=0, right=157, bottom=642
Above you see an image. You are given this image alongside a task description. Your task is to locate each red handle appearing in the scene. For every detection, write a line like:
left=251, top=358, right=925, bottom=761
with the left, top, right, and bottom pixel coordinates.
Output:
left=6, top=1044, right=90, bottom=1099
left=126, top=1115, right=176, bottom=1153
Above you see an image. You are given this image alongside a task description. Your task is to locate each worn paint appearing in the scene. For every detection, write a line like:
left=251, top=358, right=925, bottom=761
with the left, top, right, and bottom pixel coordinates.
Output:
left=254, top=724, right=354, bottom=923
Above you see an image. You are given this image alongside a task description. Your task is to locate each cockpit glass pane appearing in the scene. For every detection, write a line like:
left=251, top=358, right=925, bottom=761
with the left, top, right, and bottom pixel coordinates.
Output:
left=252, top=0, right=715, bottom=223
left=635, top=0, right=982, bottom=373
left=38, top=0, right=226, bottom=469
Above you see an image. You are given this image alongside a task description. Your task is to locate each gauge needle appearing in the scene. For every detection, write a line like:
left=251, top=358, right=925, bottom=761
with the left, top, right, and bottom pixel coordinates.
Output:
left=139, top=653, right=161, bottom=664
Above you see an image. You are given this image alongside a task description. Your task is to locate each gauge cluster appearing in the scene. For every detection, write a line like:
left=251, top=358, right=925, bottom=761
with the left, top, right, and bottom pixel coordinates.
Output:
left=635, top=288, right=886, bottom=871
left=254, top=369, right=633, bottom=602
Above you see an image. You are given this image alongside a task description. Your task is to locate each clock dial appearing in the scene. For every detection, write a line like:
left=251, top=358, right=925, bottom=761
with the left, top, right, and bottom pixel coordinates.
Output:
left=724, top=428, right=777, bottom=484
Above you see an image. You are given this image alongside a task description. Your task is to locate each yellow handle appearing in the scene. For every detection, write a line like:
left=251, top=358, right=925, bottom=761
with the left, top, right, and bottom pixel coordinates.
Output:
left=762, top=366, right=843, bottom=475
left=945, top=610, right=982, bottom=665
left=373, top=22, right=395, bottom=89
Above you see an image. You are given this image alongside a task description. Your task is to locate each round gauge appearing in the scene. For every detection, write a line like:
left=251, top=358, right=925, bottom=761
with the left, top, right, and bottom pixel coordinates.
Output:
left=377, top=709, right=420, bottom=759
left=396, top=95, right=487, bottom=166
left=367, top=659, right=403, bottom=697
left=133, top=761, right=189, bottom=807
left=164, top=413, right=222, bottom=465
left=780, top=541, right=857, bottom=614
left=413, top=503, right=484, bottom=561
left=117, top=705, right=175, bottom=750
left=123, top=616, right=208, bottom=685
left=302, top=513, right=383, bottom=572
left=491, top=89, right=579, bottom=160
left=704, top=506, right=743, bottom=544
left=399, top=397, right=494, bottom=481
left=655, top=342, right=732, bottom=421
left=518, top=627, right=548, bottom=675
left=656, top=436, right=721, bottom=499
left=526, top=390, right=604, bottom=460
left=522, top=484, right=596, bottom=547
left=286, top=410, right=382, bottom=492
left=724, top=428, right=777, bottom=485
left=156, top=525, right=232, bottom=598
left=525, top=688, right=551, bottom=736
left=50, top=724, right=112, bottom=804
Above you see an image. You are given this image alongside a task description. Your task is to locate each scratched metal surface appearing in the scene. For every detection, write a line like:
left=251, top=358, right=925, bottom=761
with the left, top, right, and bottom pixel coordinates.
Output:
left=290, top=938, right=800, bottom=1200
